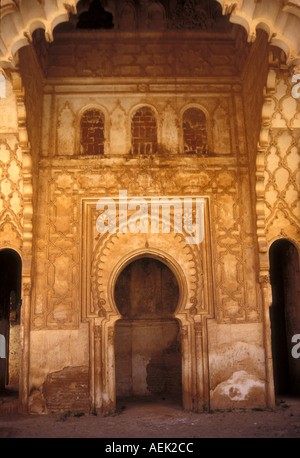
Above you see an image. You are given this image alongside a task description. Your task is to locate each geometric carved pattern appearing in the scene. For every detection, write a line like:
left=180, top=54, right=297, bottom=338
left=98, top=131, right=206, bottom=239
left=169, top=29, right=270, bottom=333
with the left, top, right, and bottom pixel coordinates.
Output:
left=81, top=197, right=211, bottom=320
left=263, top=72, right=300, bottom=247
left=35, top=82, right=262, bottom=326
left=32, top=170, right=79, bottom=329
left=0, top=139, right=23, bottom=250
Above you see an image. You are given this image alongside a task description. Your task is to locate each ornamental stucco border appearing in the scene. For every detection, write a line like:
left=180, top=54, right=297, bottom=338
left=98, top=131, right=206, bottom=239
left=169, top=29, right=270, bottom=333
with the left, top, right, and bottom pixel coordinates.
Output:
left=0, top=0, right=299, bottom=70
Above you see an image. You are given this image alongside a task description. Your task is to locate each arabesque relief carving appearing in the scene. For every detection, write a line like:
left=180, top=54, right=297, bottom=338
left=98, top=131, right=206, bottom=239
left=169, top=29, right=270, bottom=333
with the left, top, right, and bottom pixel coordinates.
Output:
left=0, top=140, right=23, bottom=250
left=260, top=65, right=300, bottom=249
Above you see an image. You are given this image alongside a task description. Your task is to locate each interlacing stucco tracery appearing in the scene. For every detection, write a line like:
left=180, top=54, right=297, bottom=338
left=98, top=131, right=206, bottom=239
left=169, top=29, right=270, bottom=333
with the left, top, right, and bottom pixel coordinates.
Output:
left=259, top=55, right=300, bottom=249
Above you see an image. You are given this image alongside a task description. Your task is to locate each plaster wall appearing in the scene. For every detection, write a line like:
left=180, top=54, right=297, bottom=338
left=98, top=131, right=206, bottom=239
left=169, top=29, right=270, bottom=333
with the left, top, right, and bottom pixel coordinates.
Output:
left=1, top=22, right=298, bottom=413
left=20, top=33, right=268, bottom=413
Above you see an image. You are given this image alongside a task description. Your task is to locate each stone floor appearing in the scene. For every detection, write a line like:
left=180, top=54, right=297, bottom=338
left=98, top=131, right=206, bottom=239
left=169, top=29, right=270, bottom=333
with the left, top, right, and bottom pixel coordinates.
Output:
left=0, top=388, right=300, bottom=438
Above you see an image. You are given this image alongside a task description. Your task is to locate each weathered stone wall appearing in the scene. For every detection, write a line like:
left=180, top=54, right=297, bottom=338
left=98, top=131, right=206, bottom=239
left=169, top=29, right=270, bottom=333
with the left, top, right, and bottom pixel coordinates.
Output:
left=0, top=77, right=23, bottom=252
left=8, top=323, right=20, bottom=385
left=22, top=31, right=269, bottom=413
left=115, top=320, right=181, bottom=399
left=0, top=0, right=299, bottom=417
left=28, top=323, right=89, bottom=413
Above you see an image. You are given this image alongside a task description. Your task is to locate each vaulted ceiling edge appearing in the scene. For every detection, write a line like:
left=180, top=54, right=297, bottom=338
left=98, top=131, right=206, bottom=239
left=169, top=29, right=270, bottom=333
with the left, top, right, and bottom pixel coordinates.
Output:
left=0, top=0, right=299, bottom=69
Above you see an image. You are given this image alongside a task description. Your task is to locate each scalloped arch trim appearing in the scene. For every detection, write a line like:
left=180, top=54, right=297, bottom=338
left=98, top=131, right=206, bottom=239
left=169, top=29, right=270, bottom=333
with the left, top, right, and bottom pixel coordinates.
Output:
left=0, top=0, right=77, bottom=68
left=0, top=0, right=300, bottom=69
left=216, top=0, right=300, bottom=67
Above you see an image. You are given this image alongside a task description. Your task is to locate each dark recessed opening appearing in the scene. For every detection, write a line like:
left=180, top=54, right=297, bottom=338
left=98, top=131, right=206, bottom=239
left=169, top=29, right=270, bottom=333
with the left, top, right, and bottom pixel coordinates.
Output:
left=114, top=257, right=182, bottom=407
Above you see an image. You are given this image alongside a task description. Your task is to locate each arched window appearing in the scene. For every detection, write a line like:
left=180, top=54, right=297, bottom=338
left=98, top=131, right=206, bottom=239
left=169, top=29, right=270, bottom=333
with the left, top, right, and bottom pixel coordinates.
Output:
left=131, top=106, right=157, bottom=155
left=80, top=109, right=105, bottom=155
left=183, top=107, right=207, bottom=155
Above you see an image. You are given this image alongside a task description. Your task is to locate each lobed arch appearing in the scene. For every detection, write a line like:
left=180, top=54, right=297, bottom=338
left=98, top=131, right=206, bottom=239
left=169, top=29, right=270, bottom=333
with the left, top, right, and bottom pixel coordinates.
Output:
left=108, top=249, right=188, bottom=321
left=90, top=229, right=203, bottom=322
left=87, top=228, right=212, bottom=413
left=0, top=1, right=299, bottom=70
left=0, top=0, right=76, bottom=68
left=80, top=192, right=213, bottom=413
left=215, top=0, right=300, bottom=68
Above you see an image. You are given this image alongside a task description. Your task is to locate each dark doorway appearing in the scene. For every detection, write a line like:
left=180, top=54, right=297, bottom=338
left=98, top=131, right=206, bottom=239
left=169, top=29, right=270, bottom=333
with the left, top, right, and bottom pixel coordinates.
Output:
left=269, top=240, right=300, bottom=397
left=114, top=257, right=182, bottom=407
left=0, top=249, right=22, bottom=396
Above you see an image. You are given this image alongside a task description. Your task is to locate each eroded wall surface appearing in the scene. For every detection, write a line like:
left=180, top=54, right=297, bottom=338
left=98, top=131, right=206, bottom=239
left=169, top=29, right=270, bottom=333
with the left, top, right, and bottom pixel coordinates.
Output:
left=1, top=17, right=298, bottom=413
left=15, top=29, right=271, bottom=414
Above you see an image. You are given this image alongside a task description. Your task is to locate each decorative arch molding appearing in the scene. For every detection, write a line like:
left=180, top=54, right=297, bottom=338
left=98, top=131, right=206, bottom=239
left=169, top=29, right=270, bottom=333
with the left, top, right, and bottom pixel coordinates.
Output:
left=91, top=231, right=204, bottom=320
left=0, top=0, right=78, bottom=68
left=254, top=46, right=300, bottom=408
left=0, top=0, right=300, bottom=70
left=216, top=0, right=300, bottom=68
left=81, top=196, right=213, bottom=413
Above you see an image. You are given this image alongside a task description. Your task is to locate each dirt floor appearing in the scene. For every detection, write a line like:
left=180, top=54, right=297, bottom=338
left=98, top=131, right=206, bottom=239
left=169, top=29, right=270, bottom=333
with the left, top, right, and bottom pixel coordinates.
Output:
left=0, top=390, right=300, bottom=440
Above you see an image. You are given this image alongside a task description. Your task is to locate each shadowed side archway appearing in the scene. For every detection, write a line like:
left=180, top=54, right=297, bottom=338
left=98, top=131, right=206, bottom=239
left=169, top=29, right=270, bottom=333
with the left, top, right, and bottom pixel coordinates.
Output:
left=269, top=239, right=300, bottom=397
left=114, top=256, right=182, bottom=407
left=0, top=249, right=22, bottom=396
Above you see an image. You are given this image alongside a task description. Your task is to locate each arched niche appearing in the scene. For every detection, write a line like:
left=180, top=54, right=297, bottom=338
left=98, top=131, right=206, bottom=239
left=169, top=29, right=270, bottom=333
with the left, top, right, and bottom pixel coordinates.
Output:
left=114, top=256, right=182, bottom=405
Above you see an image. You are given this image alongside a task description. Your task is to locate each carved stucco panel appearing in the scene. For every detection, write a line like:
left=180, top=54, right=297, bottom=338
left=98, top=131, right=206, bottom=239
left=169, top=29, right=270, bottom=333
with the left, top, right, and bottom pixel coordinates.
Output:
left=0, top=138, right=23, bottom=250
left=57, top=102, right=76, bottom=156
left=32, top=169, right=80, bottom=329
left=81, top=197, right=212, bottom=321
left=263, top=71, right=300, bottom=248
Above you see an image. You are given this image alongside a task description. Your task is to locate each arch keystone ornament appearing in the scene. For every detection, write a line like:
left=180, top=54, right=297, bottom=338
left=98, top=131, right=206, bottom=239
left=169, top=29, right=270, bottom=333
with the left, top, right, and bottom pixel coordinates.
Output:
left=81, top=196, right=213, bottom=413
